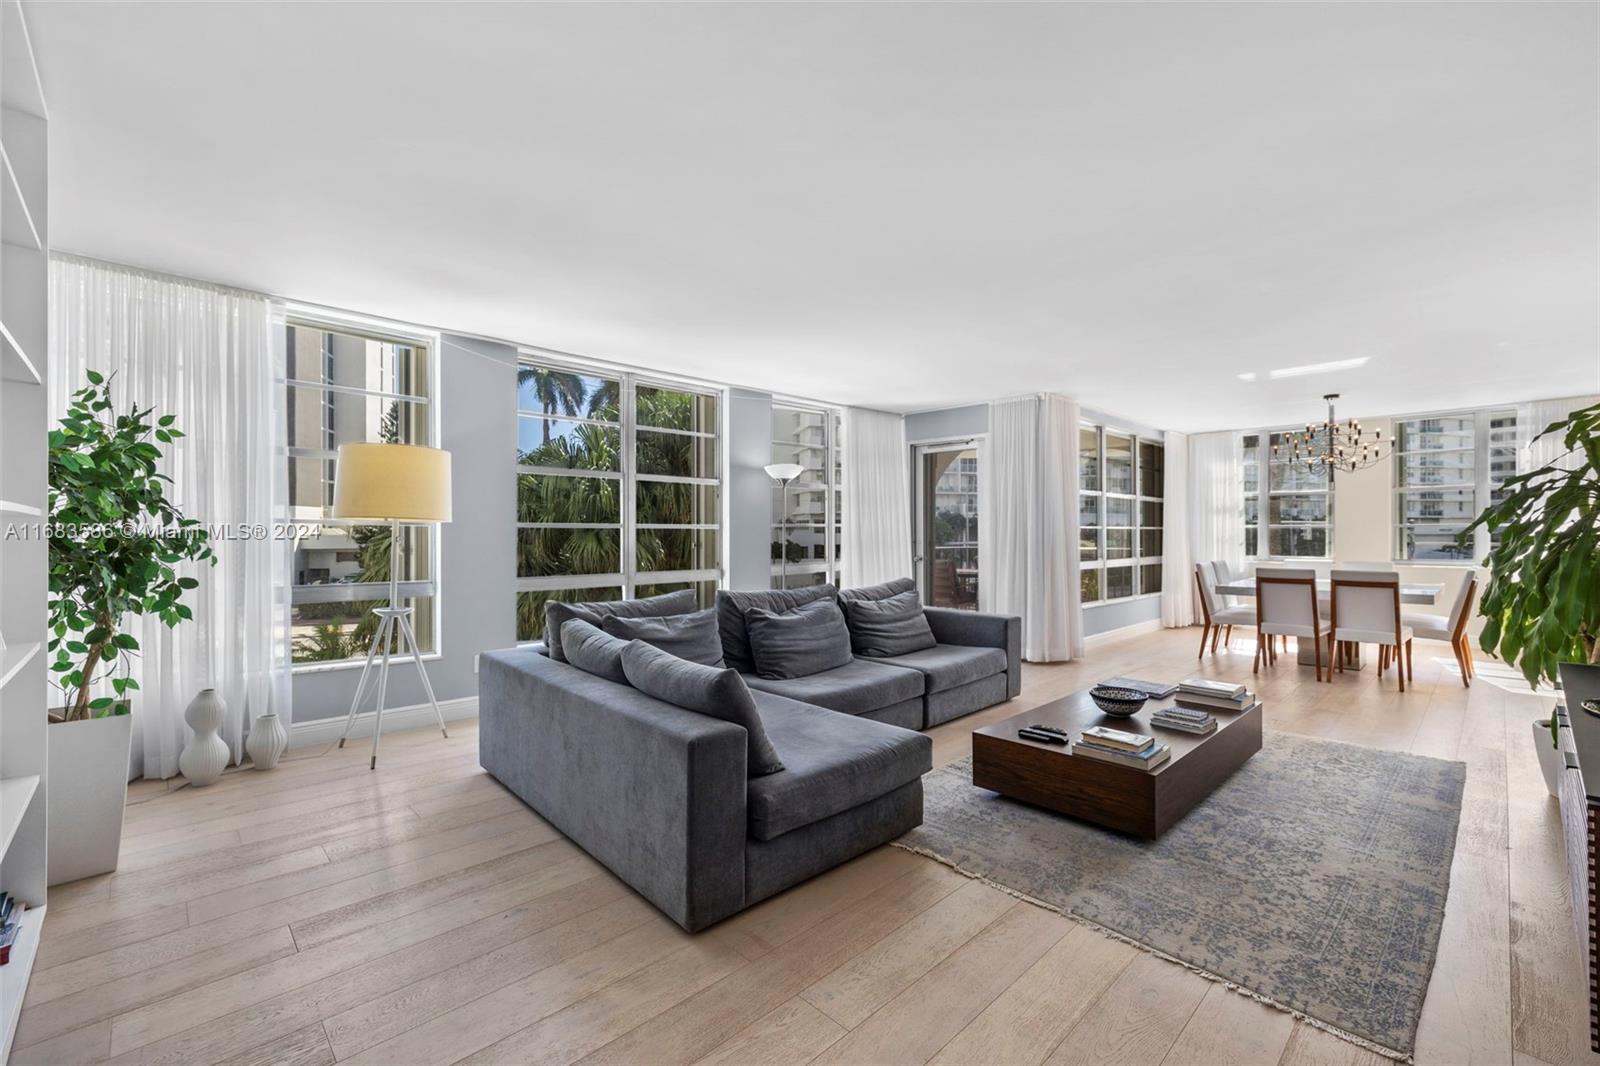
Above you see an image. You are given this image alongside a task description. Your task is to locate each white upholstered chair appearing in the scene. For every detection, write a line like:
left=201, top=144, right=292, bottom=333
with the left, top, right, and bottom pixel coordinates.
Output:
left=1255, top=567, right=1325, bottom=680
left=1329, top=569, right=1413, bottom=691
left=1195, top=563, right=1255, bottom=657
left=1210, top=560, right=1243, bottom=607
left=1402, top=574, right=1478, bottom=687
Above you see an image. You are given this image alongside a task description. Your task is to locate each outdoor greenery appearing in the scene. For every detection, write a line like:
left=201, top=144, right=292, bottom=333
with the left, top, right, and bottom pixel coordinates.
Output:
left=515, top=367, right=714, bottom=639
left=47, top=371, right=214, bottom=720
left=1462, top=400, right=1600, bottom=689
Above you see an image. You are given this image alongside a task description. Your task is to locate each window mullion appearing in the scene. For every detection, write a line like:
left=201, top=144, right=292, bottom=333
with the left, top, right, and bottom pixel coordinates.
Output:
left=621, top=375, right=638, bottom=598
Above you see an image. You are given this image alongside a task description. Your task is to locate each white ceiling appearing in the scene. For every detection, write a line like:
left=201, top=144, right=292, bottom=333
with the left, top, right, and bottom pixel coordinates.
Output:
left=27, top=2, right=1599, bottom=431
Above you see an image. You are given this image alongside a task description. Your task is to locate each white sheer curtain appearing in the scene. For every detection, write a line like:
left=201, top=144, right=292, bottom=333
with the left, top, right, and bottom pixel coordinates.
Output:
left=841, top=406, right=913, bottom=587
left=1186, top=430, right=1243, bottom=624
left=50, top=255, right=291, bottom=779
left=1160, top=430, right=1193, bottom=627
left=979, top=394, right=1082, bottom=661
left=1521, top=394, right=1599, bottom=473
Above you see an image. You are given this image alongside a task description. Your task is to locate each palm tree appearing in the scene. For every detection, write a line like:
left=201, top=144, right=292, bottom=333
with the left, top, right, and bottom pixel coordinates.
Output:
left=517, top=367, right=587, bottom=444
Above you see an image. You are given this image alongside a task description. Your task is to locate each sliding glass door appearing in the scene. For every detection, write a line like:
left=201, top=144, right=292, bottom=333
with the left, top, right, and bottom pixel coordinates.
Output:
left=914, top=443, right=980, bottom=610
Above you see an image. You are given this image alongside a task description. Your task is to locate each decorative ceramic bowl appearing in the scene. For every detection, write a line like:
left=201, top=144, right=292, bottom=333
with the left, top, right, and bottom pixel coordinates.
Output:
left=1089, top=686, right=1148, bottom=718
left=1581, top=698, right=1600, bottom=718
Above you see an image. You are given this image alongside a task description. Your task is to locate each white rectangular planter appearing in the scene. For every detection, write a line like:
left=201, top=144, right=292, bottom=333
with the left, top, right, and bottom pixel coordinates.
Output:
left=47, top=714, right=134, bottom=886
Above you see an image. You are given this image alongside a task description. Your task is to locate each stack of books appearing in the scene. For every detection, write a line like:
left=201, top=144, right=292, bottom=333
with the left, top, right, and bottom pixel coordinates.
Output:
left=1073, top=725, right=1171, bottom=771
left=1151, top=704, right=1217, bottom=735
left=0, top=892, right=24, bottom=965
left=1174, top=678, right=1252, bottom=714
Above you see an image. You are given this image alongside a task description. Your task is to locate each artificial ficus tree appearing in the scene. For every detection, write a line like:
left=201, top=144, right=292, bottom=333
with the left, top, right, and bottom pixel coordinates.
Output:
left=47, top=370, right=214, bottom=721
left=1461, top=400, right=1600, bottom=689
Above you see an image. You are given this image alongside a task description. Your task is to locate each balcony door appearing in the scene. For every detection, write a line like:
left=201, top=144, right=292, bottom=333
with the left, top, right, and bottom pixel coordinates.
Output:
left=913, top=442, right=980, bottom=610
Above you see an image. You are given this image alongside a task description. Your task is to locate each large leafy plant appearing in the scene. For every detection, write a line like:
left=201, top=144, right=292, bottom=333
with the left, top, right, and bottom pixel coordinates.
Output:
left=1462, top=400, right=1600, bottom=688
left=47, top=371, right=214, bottom=721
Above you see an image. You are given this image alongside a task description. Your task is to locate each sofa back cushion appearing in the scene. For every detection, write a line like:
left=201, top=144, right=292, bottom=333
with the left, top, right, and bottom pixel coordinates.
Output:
left=602, top=608, right=725, bottom=667
left=543, top=589, right=698, bottom=663
left=838, top=576, right=916, bottom=606
left=744, top=597, right=854, bottom=680
left=841, top=588, right=938, bottom=657
left=714, top=584, right=837, bottom=672
left=620, top=640, right=785, bottom=776
left=558, top=619, right=631, bottom=684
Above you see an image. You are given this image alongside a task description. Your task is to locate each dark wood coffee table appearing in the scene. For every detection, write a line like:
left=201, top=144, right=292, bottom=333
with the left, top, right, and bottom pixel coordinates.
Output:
left=971, top=688, right=1262, bottom=838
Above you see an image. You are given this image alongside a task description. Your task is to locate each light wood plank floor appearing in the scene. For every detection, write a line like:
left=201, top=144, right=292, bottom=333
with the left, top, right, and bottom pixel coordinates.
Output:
left=13, top=626, right=1595, bottom=1066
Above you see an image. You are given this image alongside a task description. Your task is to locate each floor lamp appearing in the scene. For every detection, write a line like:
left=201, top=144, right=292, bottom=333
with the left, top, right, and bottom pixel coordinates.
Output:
left=764, top=462, right=804, bottom=588
left=331, top=442, right=453, bottom=769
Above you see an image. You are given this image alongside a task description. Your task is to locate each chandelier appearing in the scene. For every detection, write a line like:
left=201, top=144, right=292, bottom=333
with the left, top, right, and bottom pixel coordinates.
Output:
left=1270, top=393, right=1391, bottom=475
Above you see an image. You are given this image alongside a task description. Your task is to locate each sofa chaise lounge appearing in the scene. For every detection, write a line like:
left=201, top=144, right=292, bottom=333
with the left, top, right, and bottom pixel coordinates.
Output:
left=479, top=581, right=1020, bottom=931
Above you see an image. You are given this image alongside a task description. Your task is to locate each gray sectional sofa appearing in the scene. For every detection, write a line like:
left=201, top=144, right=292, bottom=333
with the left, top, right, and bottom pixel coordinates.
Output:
left=479, top=580, right=1020, bottom=931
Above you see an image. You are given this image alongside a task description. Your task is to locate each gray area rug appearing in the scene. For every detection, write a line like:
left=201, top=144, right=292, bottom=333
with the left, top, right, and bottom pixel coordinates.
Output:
left=897, top=732, right=1465, bottom=1059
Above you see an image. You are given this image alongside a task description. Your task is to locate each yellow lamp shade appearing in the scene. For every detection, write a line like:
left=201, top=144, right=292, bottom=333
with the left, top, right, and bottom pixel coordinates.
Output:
left=332, top=443, right=452, bottom=523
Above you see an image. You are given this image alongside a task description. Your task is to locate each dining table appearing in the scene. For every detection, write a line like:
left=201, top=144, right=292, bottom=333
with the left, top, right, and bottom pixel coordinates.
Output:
left=1212, top=575, right=1445, bottom=668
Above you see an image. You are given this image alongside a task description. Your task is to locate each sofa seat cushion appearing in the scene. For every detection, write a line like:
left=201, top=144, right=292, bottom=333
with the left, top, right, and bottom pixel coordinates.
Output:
left=746, top=691, right=932, bottom=841
left=743, top=657, right=924, bottom=716
left=873, top=643, right=1007, bottom=694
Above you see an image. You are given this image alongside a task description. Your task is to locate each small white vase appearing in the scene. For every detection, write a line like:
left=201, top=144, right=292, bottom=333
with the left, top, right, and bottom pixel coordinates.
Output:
left=246, top=711, right=288, bottom=771
left=179, top=687, right=230, bottom=787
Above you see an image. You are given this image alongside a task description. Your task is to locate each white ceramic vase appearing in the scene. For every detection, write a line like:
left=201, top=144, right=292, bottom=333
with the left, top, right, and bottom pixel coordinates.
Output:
left=179, top=687, right=230, bottom=787
left=246, top=711, right=288, bottom=771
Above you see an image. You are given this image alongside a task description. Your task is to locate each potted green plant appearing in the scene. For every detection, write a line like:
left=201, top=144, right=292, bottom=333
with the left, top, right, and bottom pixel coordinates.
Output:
left=1462, top=399, right=1598, bottom=797
left=45, top=370, right=213, bottom=882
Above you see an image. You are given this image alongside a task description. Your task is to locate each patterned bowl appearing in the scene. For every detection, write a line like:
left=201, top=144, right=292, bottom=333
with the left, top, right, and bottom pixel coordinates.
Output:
left=1089, top=686, right=1148, bottom=718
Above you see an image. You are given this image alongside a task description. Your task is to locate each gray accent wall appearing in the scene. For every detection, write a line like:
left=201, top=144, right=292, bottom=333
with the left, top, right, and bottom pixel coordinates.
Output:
left=727, top=389, right=775, bottom=591
left=293, top=334, right=520, bottom=722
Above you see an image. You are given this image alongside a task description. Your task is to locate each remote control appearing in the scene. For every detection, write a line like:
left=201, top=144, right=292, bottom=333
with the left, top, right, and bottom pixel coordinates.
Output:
left=1028, top=725, right=1072, bottom=739
left=1017, top=728, right=1067, bottom=745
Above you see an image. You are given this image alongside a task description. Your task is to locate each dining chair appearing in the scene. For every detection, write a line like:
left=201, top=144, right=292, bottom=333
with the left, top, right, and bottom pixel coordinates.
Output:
left=1328, top=569, right=1413, bottom=691
left=1402, top=574, right=1478, bottom=687
left=1255, top=567, right=1325, bottom=681
left=1194, top=563, right=1255, bottom=658
left=1210, top=560, right=1242, bottom=607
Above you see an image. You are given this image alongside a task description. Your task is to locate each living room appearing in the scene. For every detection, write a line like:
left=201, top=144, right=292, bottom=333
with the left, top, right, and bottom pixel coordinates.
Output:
left=0, top=3, right=1596, bottom=1065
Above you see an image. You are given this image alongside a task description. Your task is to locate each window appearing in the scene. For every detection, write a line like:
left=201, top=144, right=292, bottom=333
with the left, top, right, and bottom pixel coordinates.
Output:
left=1079, top=425, right=1164, bottom=603
left=285, top=320, right=437, bottom=665
left=771, top=404, right=842, bottom=589
left=1242, top=431, right=1333, bottom=560
left=1394, top=408, right=1517, bottom=561
left=515, top=361, right=722, bottom=641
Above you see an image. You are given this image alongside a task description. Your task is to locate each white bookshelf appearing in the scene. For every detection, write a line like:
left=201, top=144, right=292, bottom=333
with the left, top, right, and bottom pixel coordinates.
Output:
left=0, top=1, right=47, bottom=1061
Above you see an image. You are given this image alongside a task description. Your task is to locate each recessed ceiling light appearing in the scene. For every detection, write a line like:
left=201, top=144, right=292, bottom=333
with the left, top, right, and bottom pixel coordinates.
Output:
left=1236, top=372, right=1257, bottom=382
left=1267, top=357, right=1370, bottom=380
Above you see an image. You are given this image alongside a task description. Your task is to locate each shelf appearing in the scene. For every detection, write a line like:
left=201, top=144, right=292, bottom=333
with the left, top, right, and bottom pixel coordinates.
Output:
left=0, top=905, right=45, bottom=1063
left=0, top=643, right=39, bottom=693
left=0, top=500, right=39, bottom=518
left=0, top=142, right=41, bottom=252
left=0, top=318, right=39, bottom=385
left=0, top=776, right=37, bottom=860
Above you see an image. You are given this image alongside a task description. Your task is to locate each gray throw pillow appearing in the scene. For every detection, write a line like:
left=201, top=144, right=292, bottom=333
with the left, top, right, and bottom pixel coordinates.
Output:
left=838, top=576, right=916, bottom=606
left=842, top=588, right=937, bottom=657
left=543, top=589, right=698, bottom=663
left=558, top=619, right=630, bottom=685
left=715, top=584, right=837, bottom=673
left=601, top=607, right=725, bottom=667
left=620, top=640, right=785, bottom=776
left=744, top=597, right=854, bottom=680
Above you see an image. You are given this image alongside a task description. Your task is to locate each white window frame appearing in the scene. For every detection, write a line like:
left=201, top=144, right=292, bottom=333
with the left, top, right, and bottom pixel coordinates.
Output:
left=515, top=356, right=725, bottom=642
left=770, top=402, right=843, bottom=589
left=282, top=309, right=444, bottom=672
left=1393, top=406, right=1518, bottom=564
left=1242, top=429, right=1335, bottom=563
left=1080, top=423, right=1164, bottom=605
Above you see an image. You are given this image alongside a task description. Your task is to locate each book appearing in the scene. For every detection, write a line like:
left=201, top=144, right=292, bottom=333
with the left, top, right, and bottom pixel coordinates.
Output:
left=1079, top=725, right=1154, bottom=752
left=1154, top=705, right=1211, bottom=721
left=1151, top=713, right=1217, bottom=736
left=1073, top=740, right=1171, bottom=771
left=1098, top=677, right=1179, bottom=699
left=1175, top=692, right=1251, bottom=712
left=1178, top=678, right=1246, bottom=698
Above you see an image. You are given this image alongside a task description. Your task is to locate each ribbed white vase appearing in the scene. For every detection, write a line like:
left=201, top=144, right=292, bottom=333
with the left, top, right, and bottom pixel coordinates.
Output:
left=246, top=712, right=288, bottom=771
left=179, top=687, right=230, bottom=786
